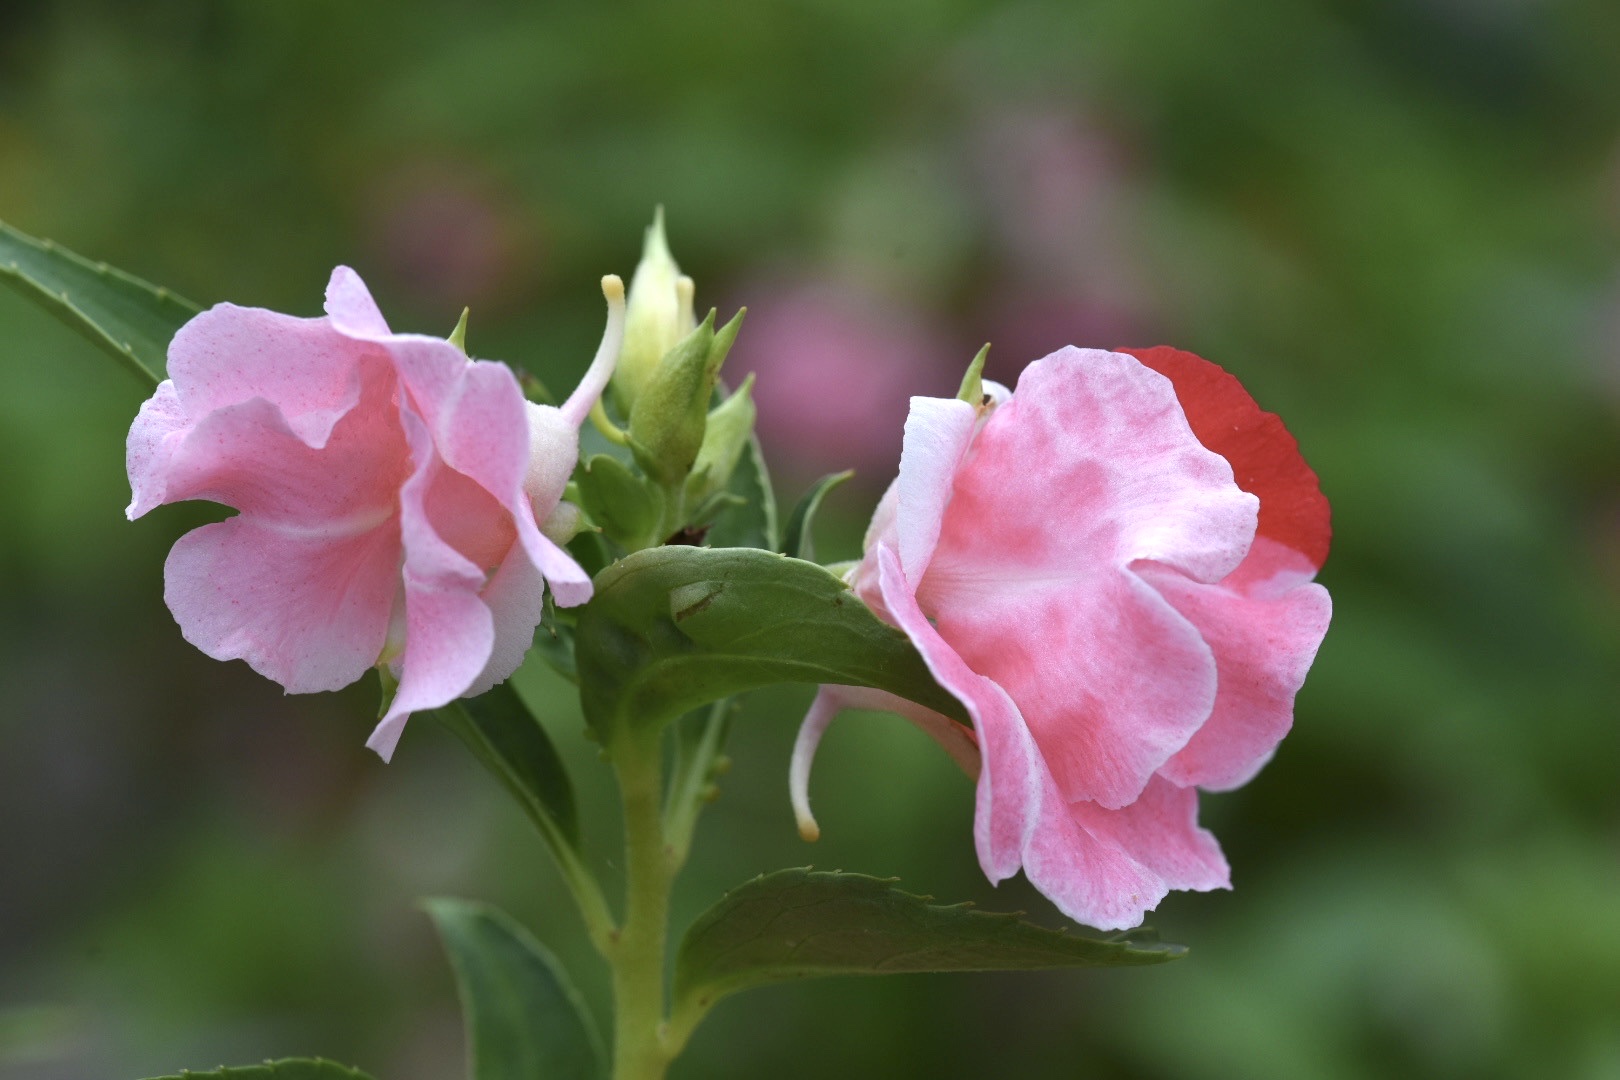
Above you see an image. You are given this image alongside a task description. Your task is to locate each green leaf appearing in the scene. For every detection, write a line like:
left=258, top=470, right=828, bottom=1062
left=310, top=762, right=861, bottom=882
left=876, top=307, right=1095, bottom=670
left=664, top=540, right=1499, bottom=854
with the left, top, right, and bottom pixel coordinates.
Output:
left=0, top=219, right=200, bottom=386
left=139, top=1059, right=374, bottom=1080
left=672, top=869, right=1184, bottom=1020
left=576, top=453, right=663, bottom=551
left=574, top=546, right=961, bottom=744
left=426, top=899, right=605, bottom=1080
left=434, top=683, right=580, bottom=852
left=704, top=433, right=775, bottom=550
left=780, top=470, right=854, bottom=562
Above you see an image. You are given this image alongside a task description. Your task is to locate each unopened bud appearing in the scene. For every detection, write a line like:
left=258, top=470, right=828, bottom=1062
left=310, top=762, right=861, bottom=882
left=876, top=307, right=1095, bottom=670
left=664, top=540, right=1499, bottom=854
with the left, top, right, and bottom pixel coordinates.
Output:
left=614, top=208, right=686, bottom=411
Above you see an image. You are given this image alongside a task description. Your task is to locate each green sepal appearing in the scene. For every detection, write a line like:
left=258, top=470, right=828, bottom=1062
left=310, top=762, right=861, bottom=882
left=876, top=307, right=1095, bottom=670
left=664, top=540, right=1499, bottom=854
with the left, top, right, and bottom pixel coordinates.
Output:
left=1, top=218, right=201, bottom=386
left=139, top=1060, right=374, bottom=1080
left=956, top=342, right=990, bottom=404
left=573, top=547, right=961, bottom=746
left=670, top=869, right=1184, bottom=1029
left=780, top=470, right=854, bottom=562
left=426, top=899, right=606, bottom=1080
left=626, top=308, right=743, bottom=487
left=684, top=373, right=757, bottom=506
left=575, top=453, right=664, bottom=551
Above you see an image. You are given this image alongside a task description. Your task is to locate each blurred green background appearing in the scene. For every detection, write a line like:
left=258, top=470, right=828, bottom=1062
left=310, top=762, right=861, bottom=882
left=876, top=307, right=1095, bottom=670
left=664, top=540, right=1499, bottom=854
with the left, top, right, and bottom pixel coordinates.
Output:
left=3, top=1, right=1619, bottom=1077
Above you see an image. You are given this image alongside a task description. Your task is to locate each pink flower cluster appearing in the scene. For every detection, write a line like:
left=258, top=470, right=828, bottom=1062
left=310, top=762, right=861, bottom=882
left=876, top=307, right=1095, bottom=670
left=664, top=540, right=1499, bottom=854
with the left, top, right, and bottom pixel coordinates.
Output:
left=792, top=346, right=1331, bottom=930
left=126, top=268, right=620, bottom=759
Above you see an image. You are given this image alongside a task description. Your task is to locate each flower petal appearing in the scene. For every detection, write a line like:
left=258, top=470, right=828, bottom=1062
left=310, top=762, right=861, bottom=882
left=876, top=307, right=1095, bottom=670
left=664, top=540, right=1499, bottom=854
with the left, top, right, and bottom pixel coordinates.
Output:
left=1124, top=346, right=1331, bottom=571
left=875, top=546, right=1038, bottom=883
left=166, top=305, right=368, bottom=449
left=324, top=265, right=392, bottom=337
left=896, top=396, right=979, bottom=582
left=163, top=516, right=400, bottom=694
left=463, top=537, right=549, bottom=699
left=1146, top=536, right=1333, bottom=790
left=527, top=528, right=593, bottom=608
left=1068, top=775, right=1230, bottom=893
left=916, top=349, right=1252, bottom=807
left=125, top=380, right=189, bottom=519
left=366, top=407, right=497, bottom=761
left=152, top=358, right=407, bottom=531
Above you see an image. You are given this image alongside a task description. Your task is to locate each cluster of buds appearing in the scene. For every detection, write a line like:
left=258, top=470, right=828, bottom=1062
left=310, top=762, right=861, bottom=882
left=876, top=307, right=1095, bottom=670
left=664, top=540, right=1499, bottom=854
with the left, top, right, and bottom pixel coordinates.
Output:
left=573, top=211, right=756, bottom=550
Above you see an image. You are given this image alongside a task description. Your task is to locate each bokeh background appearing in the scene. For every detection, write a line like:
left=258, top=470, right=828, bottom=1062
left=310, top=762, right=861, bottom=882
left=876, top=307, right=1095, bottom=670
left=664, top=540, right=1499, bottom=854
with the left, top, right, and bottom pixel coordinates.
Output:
left=3, top=1, right=1620, bottom=1077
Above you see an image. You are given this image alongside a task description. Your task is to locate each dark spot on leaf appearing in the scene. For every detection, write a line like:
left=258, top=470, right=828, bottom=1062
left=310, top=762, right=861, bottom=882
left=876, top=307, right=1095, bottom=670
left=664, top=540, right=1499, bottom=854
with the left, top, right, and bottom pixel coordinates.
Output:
left=665, top=524, right=711, bottom=546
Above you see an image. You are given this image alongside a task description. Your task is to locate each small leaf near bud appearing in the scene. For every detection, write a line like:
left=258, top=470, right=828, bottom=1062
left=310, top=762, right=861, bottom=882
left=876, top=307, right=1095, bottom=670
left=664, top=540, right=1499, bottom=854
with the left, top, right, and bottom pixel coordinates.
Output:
left=685, top=373, right=757, bottom=506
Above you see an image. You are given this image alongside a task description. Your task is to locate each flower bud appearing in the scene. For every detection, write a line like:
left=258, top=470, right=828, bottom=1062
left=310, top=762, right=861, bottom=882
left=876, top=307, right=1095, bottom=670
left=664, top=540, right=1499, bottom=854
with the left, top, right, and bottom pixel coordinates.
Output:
left=685, top=373, right=757, bottom=506
left=613, top=208, right=695, bottom=412
left=627, top=308, right=743, bottom=487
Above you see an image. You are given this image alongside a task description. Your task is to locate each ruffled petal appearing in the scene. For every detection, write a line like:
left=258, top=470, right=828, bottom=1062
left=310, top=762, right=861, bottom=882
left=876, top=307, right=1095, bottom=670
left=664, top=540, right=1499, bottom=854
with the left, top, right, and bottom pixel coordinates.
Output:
left=527, top=528, right=593, bottom=608
left=324, top=266, right=392, bottom=337
left=163, top=515, right=400, bottom=695
left=1068, top=776, right=1230, bottom=893
left=911, top=348, right=1255, bottom=808
left=1124, top=346, right=1331, bottom=571
left=367, top=407, right=497, bottom=761
left=1019, top=792, right=1167, bottom=932
left=895, top=396, right=979, bottom=582
left=1146, top=536, right=1333, bottom=790
left=874, top=546, right=1038, bottom=883
left=155, top=360, right=405, bottom=535
left=463, top=536, right=549, bottom=699
left=125, top=380, right=189, bottom=519
left=166, top=305, right=368, bottom=448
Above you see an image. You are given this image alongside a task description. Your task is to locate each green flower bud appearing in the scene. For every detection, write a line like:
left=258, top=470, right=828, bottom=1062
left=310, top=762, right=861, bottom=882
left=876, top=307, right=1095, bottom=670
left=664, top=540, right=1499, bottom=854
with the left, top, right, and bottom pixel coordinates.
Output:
left=613, top=207, right=695, bottom=412
left=627, top=308, right=744, bottom=487
left=685, top=373, right=757, bottom=506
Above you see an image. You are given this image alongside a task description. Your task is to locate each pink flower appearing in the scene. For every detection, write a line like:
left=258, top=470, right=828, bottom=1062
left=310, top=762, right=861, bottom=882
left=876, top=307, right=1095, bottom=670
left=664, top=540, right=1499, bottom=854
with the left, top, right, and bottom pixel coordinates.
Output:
left=792, top=346, right=1332, bottom=930
left=126, top=268, right=623, bottom=760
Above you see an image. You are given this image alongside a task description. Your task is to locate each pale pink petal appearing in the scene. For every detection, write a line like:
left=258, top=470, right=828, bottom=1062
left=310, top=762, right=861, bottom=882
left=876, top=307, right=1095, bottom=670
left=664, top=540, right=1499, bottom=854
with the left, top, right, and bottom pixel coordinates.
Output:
left=528, top=528, right=592, bottom=608
left=1125, top=346, right=1331, bottom=571
left=367, top=407, right=496, bottom=761
left=463, top=537, right=548, bottom=699
left=152, top=359, right=408, bottom=531
left=1147, top=536, right=1333, bottom=790
left=790, top=683, right=980, bottom=842
left=389, top=338, right=565, bottom=596
left=163, top=516, right=400, bottom=694
left=915, top=348, right=1254, bottom=807
left=1020, top=792, right=1168, bottom=932
left=523, top=404, right=580, bottom=518
left=875, top=546, right=1037, bottom=883
left=877, top=546, right=1169, bottom=928
left=324, top=266, right=392, bottom=337
left=125, top=380, right=189, bottom=519
left=895, top=396, right=979, bottom=582
left=1069, top=776, right=1230, bottom=893
left=166, top=305, right=367, bottom=448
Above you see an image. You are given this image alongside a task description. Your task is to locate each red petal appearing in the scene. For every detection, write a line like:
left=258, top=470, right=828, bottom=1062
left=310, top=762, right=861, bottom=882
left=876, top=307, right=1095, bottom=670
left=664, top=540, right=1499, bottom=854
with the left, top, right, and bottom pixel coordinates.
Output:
left=1121, top=347, right=1331, bottom=571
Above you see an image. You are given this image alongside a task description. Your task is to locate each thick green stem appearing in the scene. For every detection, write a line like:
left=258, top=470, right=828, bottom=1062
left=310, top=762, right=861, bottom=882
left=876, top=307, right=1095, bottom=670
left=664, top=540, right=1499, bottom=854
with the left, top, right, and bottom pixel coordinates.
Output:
left=609, top=732, right=677, bottom=1080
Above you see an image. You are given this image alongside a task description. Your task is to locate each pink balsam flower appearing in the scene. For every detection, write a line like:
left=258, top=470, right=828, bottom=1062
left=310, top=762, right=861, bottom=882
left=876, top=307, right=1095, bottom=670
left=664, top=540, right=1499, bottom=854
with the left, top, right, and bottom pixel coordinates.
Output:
left=792, top=346, right=1332, bottom=930
left=126, top=267, right=624, bottom=760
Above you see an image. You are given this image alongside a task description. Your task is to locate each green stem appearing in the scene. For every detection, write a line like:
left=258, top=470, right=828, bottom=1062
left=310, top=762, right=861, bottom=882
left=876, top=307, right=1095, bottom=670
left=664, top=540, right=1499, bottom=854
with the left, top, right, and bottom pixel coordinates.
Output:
left=663, top=700, right=732, bottom=865
left=609, top=731, right=677, bottom=1080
